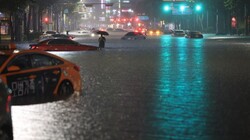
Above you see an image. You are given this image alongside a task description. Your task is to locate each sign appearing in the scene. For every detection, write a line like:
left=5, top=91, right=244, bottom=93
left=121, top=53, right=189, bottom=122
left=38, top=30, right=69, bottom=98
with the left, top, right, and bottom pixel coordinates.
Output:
left=172, top=4, right=192, bottom=15
left=138, top=16, right=149, bottom=21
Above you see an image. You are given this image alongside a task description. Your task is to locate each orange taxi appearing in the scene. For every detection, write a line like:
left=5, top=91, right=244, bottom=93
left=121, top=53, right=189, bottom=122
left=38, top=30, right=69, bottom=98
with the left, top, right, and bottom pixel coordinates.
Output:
left=0, top=43, right=82, bottom=98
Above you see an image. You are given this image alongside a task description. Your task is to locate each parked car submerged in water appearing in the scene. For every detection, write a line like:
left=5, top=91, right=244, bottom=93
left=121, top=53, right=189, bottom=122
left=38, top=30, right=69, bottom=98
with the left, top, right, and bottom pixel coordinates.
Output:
left=185, top=31, right=203, bottom=39
left=146, top=29, right=164, bottom=36
left=30, top=39, right=98, bottom=51
left=38, top=34, right=75, bottom=42
left=171, top=30, right=185, bottom=37
left=121, top=32, right=146, bottom=40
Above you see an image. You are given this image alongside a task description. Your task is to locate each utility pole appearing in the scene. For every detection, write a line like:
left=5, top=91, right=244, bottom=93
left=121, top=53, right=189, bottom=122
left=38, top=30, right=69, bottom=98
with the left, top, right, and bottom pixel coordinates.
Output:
left=216, top=9, right=219, bottom=34
left=245, top=4, right=249, bottom=35
left=0, top=20, right=2, bottom=43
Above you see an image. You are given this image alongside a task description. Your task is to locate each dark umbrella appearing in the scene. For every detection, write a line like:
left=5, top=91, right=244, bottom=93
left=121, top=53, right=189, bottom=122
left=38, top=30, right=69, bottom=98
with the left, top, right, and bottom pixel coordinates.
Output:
left=96, top=30, right=109, bottom=36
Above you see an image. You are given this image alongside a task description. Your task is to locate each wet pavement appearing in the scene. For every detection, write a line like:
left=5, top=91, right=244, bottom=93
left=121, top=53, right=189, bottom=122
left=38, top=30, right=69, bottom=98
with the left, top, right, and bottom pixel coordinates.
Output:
left=12, top=35, right=250, bottom=140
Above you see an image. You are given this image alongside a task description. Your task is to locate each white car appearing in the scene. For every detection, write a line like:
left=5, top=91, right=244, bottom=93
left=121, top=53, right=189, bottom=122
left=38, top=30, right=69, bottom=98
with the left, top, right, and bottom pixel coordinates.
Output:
left=171, top=30, right=185, bottom=37
left=67, top=30, right=95, bottom=37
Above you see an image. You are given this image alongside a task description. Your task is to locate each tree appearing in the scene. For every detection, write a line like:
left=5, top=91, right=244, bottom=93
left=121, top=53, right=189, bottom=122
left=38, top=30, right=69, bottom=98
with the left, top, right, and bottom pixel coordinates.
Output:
left=224, top=0, right=250, bottom=35
left=0, top=0, right=32, bottom=41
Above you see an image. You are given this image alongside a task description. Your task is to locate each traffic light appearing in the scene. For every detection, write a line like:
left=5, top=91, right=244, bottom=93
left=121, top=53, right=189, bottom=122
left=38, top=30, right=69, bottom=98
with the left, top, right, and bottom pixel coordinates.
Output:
left=44, top=17, right=49, bottom=24
left=164, top=5, right=171, bottom=11
left=231, top=16, right=237, bottom=28
left=195, top=4, right=202, bottom=12
left=180, top=5, right=186, bottom=12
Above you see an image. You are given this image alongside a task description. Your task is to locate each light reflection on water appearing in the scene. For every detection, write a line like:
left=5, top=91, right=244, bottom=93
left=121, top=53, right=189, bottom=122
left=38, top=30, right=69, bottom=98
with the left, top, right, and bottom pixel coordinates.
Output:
left=144, top=36, right=209, bottom=139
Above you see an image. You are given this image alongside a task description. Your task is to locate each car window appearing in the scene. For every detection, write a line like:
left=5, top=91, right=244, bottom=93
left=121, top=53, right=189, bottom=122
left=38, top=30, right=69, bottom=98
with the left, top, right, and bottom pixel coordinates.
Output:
left=48, top=39, right=77, bottom=45
left=175, top=31, right=184, bottom=33
left=6, top=54, right=31, bottom=71
left=45, top=31, right=57, bottom=34
left=31, top=54, right=63, bottom=68
left=38, top=39, right=51, bottom=45
left=48, top=39, right=64, bottom=45
left=62, top=40, right=78, bottom=45
left=52, top=34, right=67, bottom=38
left=125, top=32, right=135, bottom=36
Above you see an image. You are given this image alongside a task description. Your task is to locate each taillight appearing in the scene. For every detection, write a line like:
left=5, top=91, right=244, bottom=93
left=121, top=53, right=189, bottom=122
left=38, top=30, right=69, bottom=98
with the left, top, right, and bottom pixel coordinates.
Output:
left=6, top=95, right=11, bottom=113
left=30, top=46, right=37, bottom=49
left=73, top=65, right=80, bottom=72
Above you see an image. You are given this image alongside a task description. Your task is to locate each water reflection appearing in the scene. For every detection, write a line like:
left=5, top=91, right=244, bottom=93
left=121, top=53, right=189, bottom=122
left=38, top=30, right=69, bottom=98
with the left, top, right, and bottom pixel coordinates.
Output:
left=145, top=36, right=208, bottom=139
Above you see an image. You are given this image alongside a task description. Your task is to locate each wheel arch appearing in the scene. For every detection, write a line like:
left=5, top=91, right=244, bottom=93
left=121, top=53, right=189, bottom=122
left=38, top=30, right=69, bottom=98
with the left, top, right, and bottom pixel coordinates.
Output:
left=55, top=79, right=74, bottom=95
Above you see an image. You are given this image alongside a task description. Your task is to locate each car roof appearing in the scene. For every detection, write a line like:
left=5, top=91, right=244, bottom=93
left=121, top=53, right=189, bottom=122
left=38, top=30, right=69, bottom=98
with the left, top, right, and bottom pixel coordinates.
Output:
left=38, top=38, right=73, bottom=43
left=0, top=49, right=65, bottom=59
left=125, top=32, right=143, bottom=35
left=174, top=30, right=184, bottom=32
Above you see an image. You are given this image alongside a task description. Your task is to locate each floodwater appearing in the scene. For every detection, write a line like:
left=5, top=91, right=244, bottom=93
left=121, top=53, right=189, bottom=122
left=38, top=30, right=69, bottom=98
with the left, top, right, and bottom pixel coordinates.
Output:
left=12, top=35, right=250, bottom=140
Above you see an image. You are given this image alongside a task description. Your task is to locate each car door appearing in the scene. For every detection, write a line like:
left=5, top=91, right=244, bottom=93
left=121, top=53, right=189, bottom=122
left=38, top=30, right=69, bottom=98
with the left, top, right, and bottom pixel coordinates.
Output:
left=2, top=53, right=63, bottom=97
left=30, top=53, right=63, bottom=95
left=62, top=39, right=79, bottom=50
left=2, top=54, right=42, bottom=97
left=47, top=39, right=67, bottom=51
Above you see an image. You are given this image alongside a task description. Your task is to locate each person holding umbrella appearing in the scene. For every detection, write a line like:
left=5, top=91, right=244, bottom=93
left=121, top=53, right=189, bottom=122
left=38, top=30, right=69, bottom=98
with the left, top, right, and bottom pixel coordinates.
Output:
left=97, top=30, right=109, bottom=50
left=98, top=34, right=106, bottom=49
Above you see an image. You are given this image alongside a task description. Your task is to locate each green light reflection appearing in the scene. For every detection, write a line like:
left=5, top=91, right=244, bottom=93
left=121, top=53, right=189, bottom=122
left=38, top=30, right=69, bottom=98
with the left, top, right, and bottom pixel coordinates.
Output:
left=145, top=36, right=209, bottom=139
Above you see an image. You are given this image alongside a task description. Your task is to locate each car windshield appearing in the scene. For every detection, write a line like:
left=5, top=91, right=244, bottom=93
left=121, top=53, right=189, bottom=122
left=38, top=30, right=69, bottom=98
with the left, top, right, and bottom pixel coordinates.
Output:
left=125, top=32, right=136, bottom=36
left=45, top=31, right=57, bottom=34
left=48, top=39, right=78, bottom=45
left=175, top=31, right=184, bottom=33
left=52, top=34, right=67, bottom=37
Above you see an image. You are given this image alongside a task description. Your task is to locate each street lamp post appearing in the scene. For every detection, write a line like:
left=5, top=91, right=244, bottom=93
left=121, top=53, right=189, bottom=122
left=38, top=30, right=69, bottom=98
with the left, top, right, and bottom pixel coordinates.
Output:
left=0, top=20, right=2, bottom=43
left=245, top=4, right=249, bottom=35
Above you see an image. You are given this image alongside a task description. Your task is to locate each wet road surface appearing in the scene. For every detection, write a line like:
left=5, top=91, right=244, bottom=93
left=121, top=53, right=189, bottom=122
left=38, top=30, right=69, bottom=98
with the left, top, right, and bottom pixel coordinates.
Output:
left=12, top=35, right=250, bottom=140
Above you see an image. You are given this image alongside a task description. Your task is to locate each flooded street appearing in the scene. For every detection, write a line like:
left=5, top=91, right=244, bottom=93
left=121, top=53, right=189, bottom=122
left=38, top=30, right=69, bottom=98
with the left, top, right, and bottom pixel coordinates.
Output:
left=12, top=35, right=250, bottom=140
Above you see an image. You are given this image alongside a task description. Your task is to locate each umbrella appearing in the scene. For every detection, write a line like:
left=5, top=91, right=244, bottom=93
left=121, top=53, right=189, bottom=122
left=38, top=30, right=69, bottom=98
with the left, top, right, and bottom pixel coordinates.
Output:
left=96, top=30, right=109, bottom=36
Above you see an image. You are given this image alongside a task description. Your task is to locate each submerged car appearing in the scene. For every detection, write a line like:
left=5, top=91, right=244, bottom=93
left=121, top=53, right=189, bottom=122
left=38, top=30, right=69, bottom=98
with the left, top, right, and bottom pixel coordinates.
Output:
left=0, top=44, right=82, bottom=98
left=121, top=32, right=146, bottom=40
left=146, top=29, right=163, bottom=36
left=38, top=34, right=75, bottom=42
left=0, top=77, right=12, bottom=140
left=30, top=38, right=98, bottom=51
left=43, top=30, right=58, bottom=35
left=67, top=30, right=96, bottom=37
left=171, top=30, right=185, bottom=37
left=185, top=31, right=203, bottom=38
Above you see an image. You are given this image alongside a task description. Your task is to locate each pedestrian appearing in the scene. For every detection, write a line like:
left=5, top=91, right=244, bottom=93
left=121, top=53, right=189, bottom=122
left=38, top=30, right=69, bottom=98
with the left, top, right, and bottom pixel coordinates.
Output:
left=98, top=34, right=106, bottom=50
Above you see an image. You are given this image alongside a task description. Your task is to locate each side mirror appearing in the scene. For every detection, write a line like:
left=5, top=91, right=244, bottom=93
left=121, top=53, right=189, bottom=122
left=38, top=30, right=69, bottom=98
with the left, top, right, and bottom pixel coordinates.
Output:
left=7, top=65, right=21, bottom=72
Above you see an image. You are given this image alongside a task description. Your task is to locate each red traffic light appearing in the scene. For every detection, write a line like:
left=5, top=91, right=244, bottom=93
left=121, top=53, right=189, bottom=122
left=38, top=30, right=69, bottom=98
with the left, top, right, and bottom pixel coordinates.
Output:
left=44, top=17, right=49, bottom=23
left=231, top=17, right=237, bottom=28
